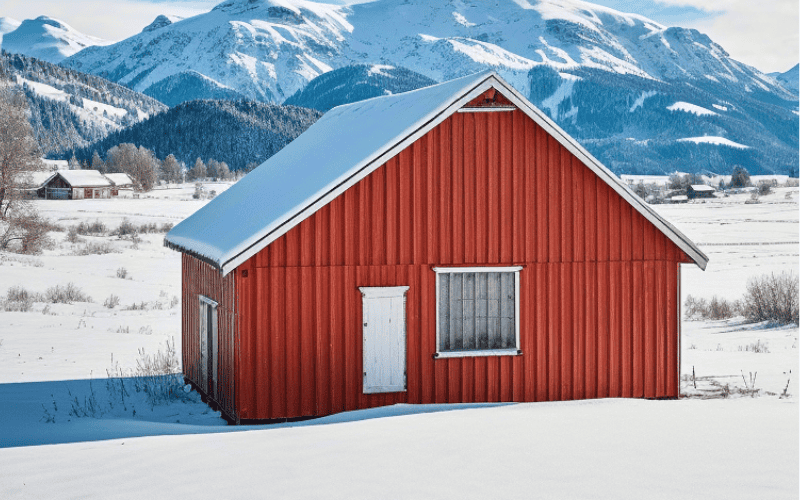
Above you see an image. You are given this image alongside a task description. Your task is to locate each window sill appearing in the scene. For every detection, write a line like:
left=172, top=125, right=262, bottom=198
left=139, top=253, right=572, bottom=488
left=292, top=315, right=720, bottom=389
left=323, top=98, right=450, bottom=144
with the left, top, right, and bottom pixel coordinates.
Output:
left=433, top=349, right=522, bottom=359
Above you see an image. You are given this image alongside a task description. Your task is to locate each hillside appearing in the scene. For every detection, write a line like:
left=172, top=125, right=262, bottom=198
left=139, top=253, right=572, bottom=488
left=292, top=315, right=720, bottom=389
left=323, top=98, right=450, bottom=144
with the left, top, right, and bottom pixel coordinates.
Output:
left=284, top=64, right=436, bottom=112
left=528, top=66, right=799, bottom=175
left=69, top=99, right=321, bottom=171
left=0, top=50, right=166, bottom=157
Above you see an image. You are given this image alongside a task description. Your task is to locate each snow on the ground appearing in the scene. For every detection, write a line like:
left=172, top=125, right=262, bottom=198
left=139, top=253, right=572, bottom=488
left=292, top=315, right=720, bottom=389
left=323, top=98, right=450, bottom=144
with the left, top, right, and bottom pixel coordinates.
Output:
left=0, top=399, right=796, bottom=499
left=677, top=136, right=749, bottom=149
left=652, top=187, right=799, bottom=301
left=0, top=181, right=797, bottom=499
left=667, top=101, right=718, bottom=116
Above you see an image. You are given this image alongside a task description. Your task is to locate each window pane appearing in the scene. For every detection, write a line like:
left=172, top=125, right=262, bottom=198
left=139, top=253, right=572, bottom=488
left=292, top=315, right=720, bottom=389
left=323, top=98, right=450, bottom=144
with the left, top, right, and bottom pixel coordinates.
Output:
left=462, top=273, right=476, bottom=349
left=438, top=270, right=517, bottom=352
left=438, top=273, right=450, bottom=351
left=476, top=273, right=488, bottom=349
left=500, top=272, right=515, bottom=349
left=449, top=273, right=463, bottom=350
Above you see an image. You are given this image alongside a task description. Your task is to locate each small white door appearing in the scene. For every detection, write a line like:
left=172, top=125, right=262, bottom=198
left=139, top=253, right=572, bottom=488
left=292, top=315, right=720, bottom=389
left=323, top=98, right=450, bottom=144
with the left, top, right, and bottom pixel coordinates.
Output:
left=360, top=286, right=408, bottom=394
left=199, top=296, right=218, bottom=398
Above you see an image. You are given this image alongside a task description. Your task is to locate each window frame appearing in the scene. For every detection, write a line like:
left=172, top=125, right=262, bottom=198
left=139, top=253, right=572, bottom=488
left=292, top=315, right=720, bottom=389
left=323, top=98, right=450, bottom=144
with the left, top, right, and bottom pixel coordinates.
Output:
left=433, top=266, right=522, bottom=358
left=198, top=295, right=219, bottom=396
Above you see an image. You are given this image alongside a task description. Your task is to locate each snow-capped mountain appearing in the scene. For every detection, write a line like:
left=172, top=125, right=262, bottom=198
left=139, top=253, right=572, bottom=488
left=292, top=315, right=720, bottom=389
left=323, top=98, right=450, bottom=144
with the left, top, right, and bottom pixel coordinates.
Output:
left=1, top=16, right=108, bottom=63
left=141, top=15, right=184, bottom=33
left=59, top=0, right=799, bottom=175
left=0, top=51, right=166, bottom=156
left=0, top=17, right=21, bottom=44
left=64, top=0, right=793, bottom=104
left=769, top=64, right=799, bottom=93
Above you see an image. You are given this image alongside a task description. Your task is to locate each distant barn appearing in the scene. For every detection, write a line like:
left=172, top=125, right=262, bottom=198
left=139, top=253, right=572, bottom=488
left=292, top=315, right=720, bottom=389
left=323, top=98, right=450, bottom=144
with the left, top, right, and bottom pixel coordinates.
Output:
left=687, top=185, right=715, bottom=199
left=38, top=170, right=111, bottom=199
left=104, top=173, right=135, bottom=196
left=166, top=72, right=707, bottom=423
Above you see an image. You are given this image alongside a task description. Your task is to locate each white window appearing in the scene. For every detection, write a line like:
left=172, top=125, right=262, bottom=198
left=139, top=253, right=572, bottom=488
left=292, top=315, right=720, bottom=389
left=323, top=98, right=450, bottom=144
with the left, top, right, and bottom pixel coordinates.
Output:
left=434, top=267, right=522, bottom=358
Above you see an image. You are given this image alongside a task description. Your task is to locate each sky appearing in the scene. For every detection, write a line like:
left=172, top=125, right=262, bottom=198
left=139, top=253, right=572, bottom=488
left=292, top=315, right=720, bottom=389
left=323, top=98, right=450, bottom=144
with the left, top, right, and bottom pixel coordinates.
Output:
left=1, top=0, right=797, bottom=74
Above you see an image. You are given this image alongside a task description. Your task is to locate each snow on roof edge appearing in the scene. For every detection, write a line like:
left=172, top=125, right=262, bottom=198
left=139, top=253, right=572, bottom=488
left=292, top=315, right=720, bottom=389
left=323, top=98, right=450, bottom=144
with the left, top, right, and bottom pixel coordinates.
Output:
left=165, top=72, right=495, bottom=271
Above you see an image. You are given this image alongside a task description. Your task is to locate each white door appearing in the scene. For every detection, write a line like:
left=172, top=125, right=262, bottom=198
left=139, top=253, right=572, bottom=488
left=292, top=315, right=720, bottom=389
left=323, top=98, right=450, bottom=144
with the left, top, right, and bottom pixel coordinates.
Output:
left=199, top=296, right=218, bottom=398
left=360, top=286, right=408, bottom=394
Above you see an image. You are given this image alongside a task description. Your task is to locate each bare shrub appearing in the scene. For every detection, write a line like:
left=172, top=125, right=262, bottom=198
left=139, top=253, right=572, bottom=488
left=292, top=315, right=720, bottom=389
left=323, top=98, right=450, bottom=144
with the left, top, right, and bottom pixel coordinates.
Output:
left=125, top=301, right=148, bottom=311
left=116, top=267, right=128, bottom=279
left=742, top=273, right=799, bottom=325
left=72, top=242, right=119, bottom=256
left=160, top=222, right=174, bottom=233
left=65, top=226, right=83, bottom=244
left=739, top=340, right=769, bottom=353
left=103, top=294, right=120, bottom=309
left=1, top=285, right=43, bottom=312
left=1, top=298, right=32, bottom=312
left=684, top=295, right=740, bottom=320
left=45, top=283, right=91, bottom=304
left=758, top=183, right=772, bottom=196
left=76, top=220, right=107, bottom=236
left=113, top=219, right=137, bottom=237
left=7, top=285, right=35, bottom=302
left=785, top=178, right=799, bottom=187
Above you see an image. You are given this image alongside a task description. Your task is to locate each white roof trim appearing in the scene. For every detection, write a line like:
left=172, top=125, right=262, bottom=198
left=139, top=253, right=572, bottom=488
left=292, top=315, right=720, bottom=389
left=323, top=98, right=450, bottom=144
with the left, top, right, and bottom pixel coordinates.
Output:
left=169, top=72, right=707, bottom=274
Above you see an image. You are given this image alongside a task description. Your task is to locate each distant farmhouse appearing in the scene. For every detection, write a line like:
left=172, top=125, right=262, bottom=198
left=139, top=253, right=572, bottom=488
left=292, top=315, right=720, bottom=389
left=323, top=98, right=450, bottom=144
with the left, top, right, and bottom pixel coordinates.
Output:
left=36, top=170, right=112, bottom=199
left=104, top=173, right=135, bottom=196
left=23, top=170, right=134, bottom=200
left=687, top=185, right=715, bottom=199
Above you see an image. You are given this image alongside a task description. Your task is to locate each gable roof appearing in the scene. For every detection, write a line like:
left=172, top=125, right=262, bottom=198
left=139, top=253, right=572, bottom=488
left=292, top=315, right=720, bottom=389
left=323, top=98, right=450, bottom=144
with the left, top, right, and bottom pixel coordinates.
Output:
left=54, top=170, right=112, bottom=188
left=165, top=72, right=708, bottom=275
left=17, top=171, right=58, bottom=189
left=104, top=173, right=134, bottom=186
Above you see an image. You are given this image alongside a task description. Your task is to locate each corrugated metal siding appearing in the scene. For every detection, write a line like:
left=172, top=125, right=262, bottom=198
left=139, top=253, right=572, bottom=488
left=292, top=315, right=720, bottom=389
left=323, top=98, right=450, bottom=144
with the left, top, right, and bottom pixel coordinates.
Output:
left=182, top=254, right=237, bottom=418
left=231, top=109, right=690, bottom=420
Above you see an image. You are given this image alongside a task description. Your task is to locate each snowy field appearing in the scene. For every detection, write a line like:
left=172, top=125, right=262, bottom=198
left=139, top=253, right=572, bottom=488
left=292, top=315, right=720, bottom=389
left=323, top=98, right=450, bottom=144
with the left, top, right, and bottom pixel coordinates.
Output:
left=0, top=183, right=797, bottom=499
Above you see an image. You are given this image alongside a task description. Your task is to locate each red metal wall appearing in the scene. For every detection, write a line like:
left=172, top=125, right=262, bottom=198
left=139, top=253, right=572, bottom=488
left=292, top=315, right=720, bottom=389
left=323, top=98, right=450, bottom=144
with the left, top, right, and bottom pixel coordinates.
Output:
left=182, top=254, right=237, bottom=417
left=230, top=107, right=692, bottom=420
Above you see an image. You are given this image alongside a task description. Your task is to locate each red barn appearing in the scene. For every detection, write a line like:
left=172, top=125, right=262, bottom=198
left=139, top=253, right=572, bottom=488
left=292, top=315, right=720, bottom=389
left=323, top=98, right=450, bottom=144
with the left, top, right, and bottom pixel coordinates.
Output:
left=165, top=72, right=707, bottom=423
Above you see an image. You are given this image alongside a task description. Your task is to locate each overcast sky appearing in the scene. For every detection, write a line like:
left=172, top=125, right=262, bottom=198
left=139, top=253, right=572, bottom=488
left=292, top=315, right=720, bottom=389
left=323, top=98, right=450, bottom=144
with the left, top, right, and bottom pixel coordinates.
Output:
left=2, top=0, right=797, bottom=73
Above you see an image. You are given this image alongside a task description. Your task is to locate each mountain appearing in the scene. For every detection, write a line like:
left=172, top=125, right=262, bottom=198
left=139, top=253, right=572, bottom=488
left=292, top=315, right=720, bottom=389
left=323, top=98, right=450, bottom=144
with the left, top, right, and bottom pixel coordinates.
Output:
left=143, top=71, right=246, bottom=107
left=0, top=17, right=21, bottom=44
left=284, top=64, right=436, bottom=111
left=1, top=16, right=108, bottom=63
left=64, top=0, right=794, bottom=104
left=65, top=1, right=348, bottom=103
left=769, top=64, right=799, bottom=93
left=68, top=99, right=321, bottom=171
left=0, top=50, right=166, bottom=156
left=61, top=0, right=798, bottom=175
left=528, top=66, right=798, bottom=176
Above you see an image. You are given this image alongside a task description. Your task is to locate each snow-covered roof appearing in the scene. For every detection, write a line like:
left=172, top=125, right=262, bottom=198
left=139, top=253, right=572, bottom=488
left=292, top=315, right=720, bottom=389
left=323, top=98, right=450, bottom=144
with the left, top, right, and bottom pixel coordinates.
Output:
left=55, top=170, right=112, bottom=187
left=690, top=185, right=715, bottom=192
left=17, top=171, right=58, bottom=189
left=104, top=173, right=134, bottom=186
left=166, top=72, right=708, bottom=274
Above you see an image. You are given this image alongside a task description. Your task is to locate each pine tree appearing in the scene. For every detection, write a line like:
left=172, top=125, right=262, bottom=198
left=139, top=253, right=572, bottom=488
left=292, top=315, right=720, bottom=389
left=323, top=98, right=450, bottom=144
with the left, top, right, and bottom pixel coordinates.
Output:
left=91, top=151, right=105, bottom=173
